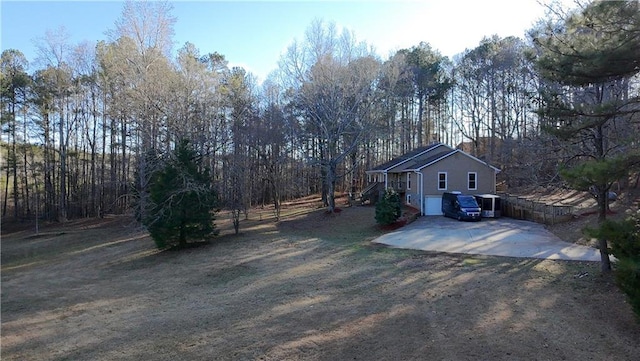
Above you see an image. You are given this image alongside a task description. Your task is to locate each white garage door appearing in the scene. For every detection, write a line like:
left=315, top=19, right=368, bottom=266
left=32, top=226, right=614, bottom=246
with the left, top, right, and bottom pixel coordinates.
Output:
left=424, top=196, right=443, bottom=215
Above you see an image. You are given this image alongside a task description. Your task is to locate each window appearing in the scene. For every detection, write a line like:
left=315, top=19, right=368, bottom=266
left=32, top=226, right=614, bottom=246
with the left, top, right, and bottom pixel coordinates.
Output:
left=407, top=173, right=412, bottom=190
left=438, top=172, right=447, bottom=190
left=406, top=194, right=411, bottom=204
left=468, top=172, right=477, bottom=190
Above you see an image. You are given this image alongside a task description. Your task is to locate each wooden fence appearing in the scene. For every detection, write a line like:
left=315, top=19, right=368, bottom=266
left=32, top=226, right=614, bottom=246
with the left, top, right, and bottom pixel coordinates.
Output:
left=498, top=193, right=574, bottom=225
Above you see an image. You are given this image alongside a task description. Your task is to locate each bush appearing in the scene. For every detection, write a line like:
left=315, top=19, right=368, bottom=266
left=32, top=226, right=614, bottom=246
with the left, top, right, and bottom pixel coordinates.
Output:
left=143, top=139, right=219, bottom=249
left=589, top=210, right=640, bottom=320
left=615, top=257, right=640, bottom=319
left=375, top=188, right=402, bottom=226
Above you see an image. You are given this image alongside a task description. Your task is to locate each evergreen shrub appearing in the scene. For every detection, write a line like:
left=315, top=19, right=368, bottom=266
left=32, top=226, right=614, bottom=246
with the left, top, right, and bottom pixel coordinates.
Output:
left=588, top=210, right=640, bottom=320
left=375, top=188, right=402, bottom=226
left=143, top=139, right=219, bottom=249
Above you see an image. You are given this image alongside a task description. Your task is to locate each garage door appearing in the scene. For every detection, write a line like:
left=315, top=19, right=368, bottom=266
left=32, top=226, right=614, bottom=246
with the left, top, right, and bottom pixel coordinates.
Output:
left=424, top=196, right=443, bottom=215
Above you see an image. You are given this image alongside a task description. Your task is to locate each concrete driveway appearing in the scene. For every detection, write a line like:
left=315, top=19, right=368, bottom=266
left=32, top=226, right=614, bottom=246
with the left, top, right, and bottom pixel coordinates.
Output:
left=372, top=216, right=602, bottom=261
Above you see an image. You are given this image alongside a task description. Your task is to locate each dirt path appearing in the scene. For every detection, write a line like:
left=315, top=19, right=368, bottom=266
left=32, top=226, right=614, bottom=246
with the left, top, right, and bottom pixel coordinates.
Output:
left=2, top=207, right=639, bottom=360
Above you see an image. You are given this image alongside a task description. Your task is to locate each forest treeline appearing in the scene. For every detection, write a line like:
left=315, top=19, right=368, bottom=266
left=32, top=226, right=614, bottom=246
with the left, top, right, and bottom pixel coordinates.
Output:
left=1, top=0, right=639, bottom=222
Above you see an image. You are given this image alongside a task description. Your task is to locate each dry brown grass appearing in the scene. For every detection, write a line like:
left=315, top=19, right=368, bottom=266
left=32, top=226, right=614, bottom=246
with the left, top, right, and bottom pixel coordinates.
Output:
left=2, top=195, right=639, bottom=360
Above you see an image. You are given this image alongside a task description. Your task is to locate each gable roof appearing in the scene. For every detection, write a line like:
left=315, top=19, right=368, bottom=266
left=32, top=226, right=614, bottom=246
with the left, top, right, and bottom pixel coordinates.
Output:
left=368, top=143, right=450, bottom=172
left=407, top=149, right=501, bottom=173
left=400, top=150, right=454, bottom=171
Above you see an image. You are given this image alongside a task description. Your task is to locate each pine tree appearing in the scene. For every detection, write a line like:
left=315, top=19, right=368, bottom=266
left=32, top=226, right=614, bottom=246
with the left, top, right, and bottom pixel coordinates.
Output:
left=532, top=0, right=640, bottom=271
left=587, top=210, right=640, bottom=320
left=143, top=139, right=219, bottom=249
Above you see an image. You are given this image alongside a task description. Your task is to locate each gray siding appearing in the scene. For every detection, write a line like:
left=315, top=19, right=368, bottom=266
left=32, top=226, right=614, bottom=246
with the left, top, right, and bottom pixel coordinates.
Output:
left=405, top=188, right=421, bottom=209
left=421, top=152, right=496, bottom=195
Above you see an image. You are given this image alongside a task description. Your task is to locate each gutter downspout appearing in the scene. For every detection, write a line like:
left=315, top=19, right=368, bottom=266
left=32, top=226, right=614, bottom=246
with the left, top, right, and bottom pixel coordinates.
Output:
left=416, top=171, right=424, bottom=216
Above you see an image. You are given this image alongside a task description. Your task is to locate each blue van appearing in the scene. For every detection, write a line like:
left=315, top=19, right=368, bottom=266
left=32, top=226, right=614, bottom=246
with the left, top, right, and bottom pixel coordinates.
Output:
left=441, top=191, right=481, bottom=221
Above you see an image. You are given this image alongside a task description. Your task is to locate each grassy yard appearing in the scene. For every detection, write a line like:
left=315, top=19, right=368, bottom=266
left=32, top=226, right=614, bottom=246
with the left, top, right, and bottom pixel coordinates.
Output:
left=1, top=201, right=639, bottom=360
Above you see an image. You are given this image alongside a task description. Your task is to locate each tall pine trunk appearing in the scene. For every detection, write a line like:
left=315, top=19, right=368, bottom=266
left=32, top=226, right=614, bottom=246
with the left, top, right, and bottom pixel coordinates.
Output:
left=597, top=188, right=612, bottom=272
left=58, top=103, right=67, bottom=222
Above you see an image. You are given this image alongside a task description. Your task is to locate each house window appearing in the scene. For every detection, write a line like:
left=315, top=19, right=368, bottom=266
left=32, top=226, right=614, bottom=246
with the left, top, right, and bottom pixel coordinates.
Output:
left=407, top=173, right=412, bottom=190
left=406, top=194, right=411, bottom=204
left=468, top=172, right=477, bottom=190
left=438, top=172, right=447, bottom=190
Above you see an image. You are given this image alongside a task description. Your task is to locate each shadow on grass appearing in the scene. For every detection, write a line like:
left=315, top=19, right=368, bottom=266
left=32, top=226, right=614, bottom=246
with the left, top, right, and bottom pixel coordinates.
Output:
left=2, top=206, right=639, bottom=360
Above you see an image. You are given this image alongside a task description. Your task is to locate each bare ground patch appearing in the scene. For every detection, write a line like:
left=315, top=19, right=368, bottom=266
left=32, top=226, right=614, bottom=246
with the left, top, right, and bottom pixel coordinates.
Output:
left=2, top=205, right=639, bottom=360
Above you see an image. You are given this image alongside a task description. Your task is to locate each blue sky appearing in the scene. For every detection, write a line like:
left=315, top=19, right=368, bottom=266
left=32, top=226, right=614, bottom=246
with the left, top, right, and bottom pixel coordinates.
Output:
left=1, top=0, right=554, bottom=81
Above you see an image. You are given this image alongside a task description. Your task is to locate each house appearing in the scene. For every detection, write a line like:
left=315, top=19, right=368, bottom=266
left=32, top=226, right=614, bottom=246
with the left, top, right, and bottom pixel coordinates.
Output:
left=364, top=143, right=501, bottom=215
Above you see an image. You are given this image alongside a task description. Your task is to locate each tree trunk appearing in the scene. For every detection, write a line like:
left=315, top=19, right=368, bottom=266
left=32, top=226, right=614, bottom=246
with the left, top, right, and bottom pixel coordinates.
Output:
left=22, top=103, right=31, bottom=217
left=417, top=94, right=424, bottom=146
left=326, top=162, right=337, bottom=213
left=273, top=190, right=281, bottom=222
left=179, top=207, right=187, bottom=246
left=12, top=131, right=19, bottom=219
left=597, top=188, right=612, bottom=272
left=22, top=146, right=30, bottom=218
left=320, top=166, right=328, bottom=207
left=58, top=106, right=67, bottom=222
left=2, top=161, right=9, bottom=217
left=232, top=209, right=241, bottom=235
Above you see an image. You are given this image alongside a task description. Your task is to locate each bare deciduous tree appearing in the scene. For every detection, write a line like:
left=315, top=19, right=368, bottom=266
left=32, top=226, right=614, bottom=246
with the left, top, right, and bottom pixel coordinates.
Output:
left=280, top=20, right=380, bottom=212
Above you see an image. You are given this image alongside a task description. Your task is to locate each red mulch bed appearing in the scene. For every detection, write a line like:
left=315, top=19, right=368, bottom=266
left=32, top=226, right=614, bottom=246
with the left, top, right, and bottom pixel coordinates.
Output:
left=379, top=219, right=407, bottom=231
